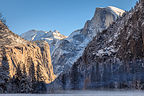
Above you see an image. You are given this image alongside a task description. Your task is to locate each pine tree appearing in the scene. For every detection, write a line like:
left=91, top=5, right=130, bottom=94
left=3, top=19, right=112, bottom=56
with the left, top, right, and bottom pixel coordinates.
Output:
left=36, top=63, right=45, bottom=82
left=28, top=58, right=37, bottom=93
left=61, top=74, right=66, bottom=90
left=20, top=64, right=32, bottom=93
left=0, top=62, right=9, bottom=93
left=35, top=63, right=47, bottom=93
left=15, top=64, right=22, bottom=93
left=29, top=60, right=36, bottom=82
left=70, top=63, right=79, bottom=90
left=36, top=64, right=41, bottom=81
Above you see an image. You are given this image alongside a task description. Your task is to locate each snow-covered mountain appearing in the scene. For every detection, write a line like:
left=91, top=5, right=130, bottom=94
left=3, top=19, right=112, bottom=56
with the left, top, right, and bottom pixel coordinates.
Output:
left=21, top=30, right=67, bottom=53
left=51, top=6, right=125, bottom=75
left=47, top=0, right=144, bottom=91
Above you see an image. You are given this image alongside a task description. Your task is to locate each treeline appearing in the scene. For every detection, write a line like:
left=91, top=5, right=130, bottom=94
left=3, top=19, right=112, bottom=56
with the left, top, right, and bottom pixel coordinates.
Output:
left=7, top=61, right=47, bottom=93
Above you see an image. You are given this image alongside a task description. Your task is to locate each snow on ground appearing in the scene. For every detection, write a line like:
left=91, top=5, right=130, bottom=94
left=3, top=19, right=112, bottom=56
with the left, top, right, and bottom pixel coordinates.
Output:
left=1, top=90, right=144, bottom=96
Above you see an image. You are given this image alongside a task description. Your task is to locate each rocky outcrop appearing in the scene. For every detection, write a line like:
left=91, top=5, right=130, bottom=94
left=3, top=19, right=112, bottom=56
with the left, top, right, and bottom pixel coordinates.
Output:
left=48, top=0, right=144, bottom=91
left=51, top=6, right=125, bottom=75
left=0, top=22, right=56, bottom=93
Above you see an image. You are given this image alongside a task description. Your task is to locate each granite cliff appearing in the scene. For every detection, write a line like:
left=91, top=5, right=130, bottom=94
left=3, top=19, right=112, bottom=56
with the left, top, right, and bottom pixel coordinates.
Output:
left=51, top=6, right=125, bottom=75
left=0, top=21, right=56, bottom=93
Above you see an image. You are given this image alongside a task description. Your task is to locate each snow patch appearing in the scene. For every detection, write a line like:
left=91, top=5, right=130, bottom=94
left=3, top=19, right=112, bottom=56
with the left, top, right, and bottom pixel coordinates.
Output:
left=108, top=6, right=125, bottom=16
left=96, top=46, right=117, bottom=57
left=142, top=22, right=144, bottom=26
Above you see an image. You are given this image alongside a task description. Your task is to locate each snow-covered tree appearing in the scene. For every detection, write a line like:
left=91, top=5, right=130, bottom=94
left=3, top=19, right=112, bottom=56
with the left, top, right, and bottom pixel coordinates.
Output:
left=20, top=64, right=32, bottom=93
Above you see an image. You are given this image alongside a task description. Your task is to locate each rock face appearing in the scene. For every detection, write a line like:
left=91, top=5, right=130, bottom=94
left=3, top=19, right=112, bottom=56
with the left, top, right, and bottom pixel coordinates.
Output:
left=21, top=30, right=67, bottom=53
left=51, top=6, right=125, bottom=75
left=47, top=1, right=144, bottom=91
left=0, top=22, right=56, bottom=93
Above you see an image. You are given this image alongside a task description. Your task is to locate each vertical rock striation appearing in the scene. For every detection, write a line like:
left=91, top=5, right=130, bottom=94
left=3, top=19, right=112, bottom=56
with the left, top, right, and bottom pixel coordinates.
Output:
left=0, top=21, right=56, bottom=93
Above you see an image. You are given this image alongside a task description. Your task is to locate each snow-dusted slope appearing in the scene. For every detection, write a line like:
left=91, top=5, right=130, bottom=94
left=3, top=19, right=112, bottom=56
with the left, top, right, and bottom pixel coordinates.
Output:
left=47, top=1, right=144, bottom=90
left=51, top=6, right=125, bottom=75
left=21, top=30, right=67, bottom=53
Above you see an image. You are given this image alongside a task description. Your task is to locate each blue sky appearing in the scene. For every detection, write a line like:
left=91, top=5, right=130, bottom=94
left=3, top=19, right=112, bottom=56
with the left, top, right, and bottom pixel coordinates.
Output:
left=0, top=0, right=138, bottom=36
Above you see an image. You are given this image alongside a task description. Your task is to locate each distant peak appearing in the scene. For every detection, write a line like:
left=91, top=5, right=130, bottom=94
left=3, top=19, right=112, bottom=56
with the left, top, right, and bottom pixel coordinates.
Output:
left=94, top=6, right=125, bottom=17
left=107, top=6, right=124, bottom=11
left=54, top=30, right=60, bottom=33
left=29, top=29, right=37, bottom=32
left=107, top=6, right=119, bottom=9
left=49, top=30, right=53, bottom=32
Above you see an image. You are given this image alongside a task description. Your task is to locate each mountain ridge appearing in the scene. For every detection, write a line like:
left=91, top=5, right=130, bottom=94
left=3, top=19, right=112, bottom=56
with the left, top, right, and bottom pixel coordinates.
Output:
left=21, top=30, right=67, bottom=53
left=51, top=6, right=125, bottom=75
